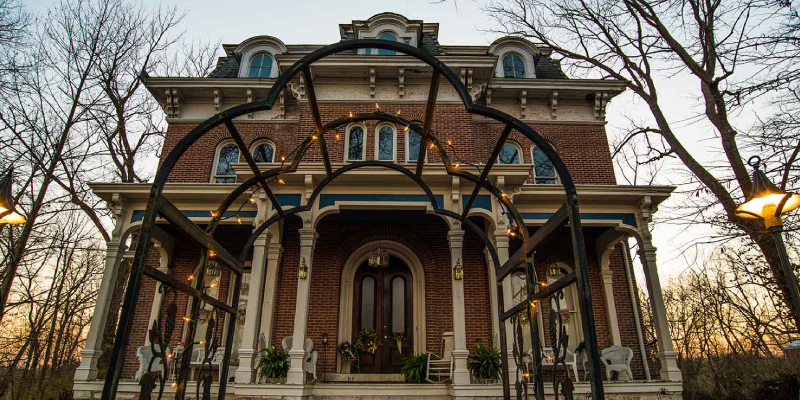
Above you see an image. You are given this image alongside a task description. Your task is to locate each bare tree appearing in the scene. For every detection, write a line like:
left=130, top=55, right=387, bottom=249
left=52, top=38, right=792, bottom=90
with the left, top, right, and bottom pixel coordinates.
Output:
left=481, top=0, right=800, bottom=328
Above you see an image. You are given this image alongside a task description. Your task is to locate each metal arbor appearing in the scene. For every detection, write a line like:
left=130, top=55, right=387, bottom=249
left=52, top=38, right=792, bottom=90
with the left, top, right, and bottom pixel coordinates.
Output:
left=101, top=39, right=606, bottom=400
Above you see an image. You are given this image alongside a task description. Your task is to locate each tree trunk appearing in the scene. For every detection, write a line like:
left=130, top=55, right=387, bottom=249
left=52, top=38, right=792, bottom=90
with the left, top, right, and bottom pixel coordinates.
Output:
left=748, top=226, right=800, bottom=332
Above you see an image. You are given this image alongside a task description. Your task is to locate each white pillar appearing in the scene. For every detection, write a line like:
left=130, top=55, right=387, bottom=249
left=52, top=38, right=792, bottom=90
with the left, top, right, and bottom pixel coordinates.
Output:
left=493, top=229, right=517, bottom=379
left=485, top=248, right=500, bottom=349
left=260, top=241, right=283, bottom=349
left=236, top=231, right=271, bottom=383
left=638, top=242, right=682, bottom=381
left=597, top=244, right=622, bottom=346
left=287, top=226, right=317, bottom=384
left=144, top=243, right=173, bottom=345
left=74, top=240, right=126, bottom=381
left=448, top=228, right=470, bottom=385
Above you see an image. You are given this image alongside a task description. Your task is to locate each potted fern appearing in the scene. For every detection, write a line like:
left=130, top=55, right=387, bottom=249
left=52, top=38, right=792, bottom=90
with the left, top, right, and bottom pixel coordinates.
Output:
left=468, top=345, right=502, bottom=384
left=257, top=346, right=289, bottom=383
left=400, top=353, right=429, bottom=383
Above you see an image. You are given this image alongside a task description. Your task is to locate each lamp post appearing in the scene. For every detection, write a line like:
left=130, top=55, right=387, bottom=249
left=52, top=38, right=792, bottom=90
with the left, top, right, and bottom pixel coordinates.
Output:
left=735, top=156, right=800, bottom=330
left=0, top=169, right=26, bottom=225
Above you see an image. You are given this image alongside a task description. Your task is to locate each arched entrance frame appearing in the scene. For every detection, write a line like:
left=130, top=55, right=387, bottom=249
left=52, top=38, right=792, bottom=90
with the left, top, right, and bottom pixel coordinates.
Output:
left=337, top=241, right=427, bottom=372
left=102, top=39, right=604, bottom=400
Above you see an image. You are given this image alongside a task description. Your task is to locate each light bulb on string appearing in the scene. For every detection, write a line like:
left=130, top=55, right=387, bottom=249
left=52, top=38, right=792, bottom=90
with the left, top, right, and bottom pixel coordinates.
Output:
left=236, top=216, right=242, bottom=224
left=278, top=178, right=286, bottom=185
left=447, top=140, right=452, bottom=146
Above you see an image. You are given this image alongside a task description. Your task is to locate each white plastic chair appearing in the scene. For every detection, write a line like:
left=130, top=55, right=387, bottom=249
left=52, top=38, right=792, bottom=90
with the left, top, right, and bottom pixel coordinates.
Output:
left=135, top=345, right=165, bottom=381
left=281, top=336, right=317, bottom=381
left=258, top=332, right=268, bottom=352
left=600, top=345, right=633, bottom=381
left=188, top=347, right=205, bottom=380
left=536, top=347, right=579, bottom=382
left=426, top=332, right=454, bottom=383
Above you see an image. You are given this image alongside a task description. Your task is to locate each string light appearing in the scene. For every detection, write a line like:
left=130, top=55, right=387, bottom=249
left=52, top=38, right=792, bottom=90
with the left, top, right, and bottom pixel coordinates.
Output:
left=199, top=340, right=205, bottom=345
left=249, top=197, right=256, bottom=203
left=447, top=140, right=452, bottom=146
left=188, top=275, right=194, bottom=281
left=281, top=156, right=286, bottom=161
left=210, top=211, right=218, bottom=217
left=183, top=317, right=191, bottom=322
left=278, top=178, right=286, bottom=185
left=429, top=143, right=436, bottom=149
left=208, top=250, right=217, bottom=258
left=348, top=111, right=354, bottom=118
left=209, top=283, right=217, bottom=289
left=454, top=163, right=460, bottom=169
left=311, top=135, right=318, bottom=140
left=335, top=133, right=341, bottom=141
left=501, top=192, right=508, bottom=198
left=171, top=382, right=177, bottom=388
left=236, top=216, right=242, bottom=224
left=404, top=126, right=409, bottom=132
left=375, top=103, right=380, bottom=110
left=395, top=110, right=401, bottom=115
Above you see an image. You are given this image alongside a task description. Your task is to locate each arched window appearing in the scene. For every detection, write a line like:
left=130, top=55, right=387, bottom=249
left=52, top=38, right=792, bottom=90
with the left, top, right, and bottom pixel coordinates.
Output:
left=502, top=53, right=526, bottom=78
left=532, top=145, right=557, bottom=184
left=251, top=140, right=275, bottom=163
left=376, top=125, right=395, bottom=161
left=406, top=127, right=422, bottom=162
left=346, top=125, right=365, bottom=161
left=248, top=53, right=273, bottom=78
left=377, top=32, right=397, bottom=55
left=212, top=141, right=239, bottom=183
left=498, top=142, right=522, bottom=165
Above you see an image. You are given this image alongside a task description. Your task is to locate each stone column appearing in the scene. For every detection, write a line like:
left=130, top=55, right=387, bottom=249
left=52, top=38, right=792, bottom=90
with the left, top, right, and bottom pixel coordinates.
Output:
left=259, top=241, right=283, bottom=348
left=493, top=228, right=517, bottom=379
left=235, top=231, right=271, bottom=383
left=287, top=225, right=317, bottom=384
left=597, top=242, right=622, bottom=346
left=448, top=228, right=470, bottom=385
left=74, top=240, right=127, bottom=381
left=638, top=242, right=682, bottom=381
left=144, top=242, right=173, bottom=345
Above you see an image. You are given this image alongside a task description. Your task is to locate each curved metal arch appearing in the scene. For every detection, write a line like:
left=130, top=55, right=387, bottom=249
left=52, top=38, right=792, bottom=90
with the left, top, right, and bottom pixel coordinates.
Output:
left=103, top=38, right=605, bottom=400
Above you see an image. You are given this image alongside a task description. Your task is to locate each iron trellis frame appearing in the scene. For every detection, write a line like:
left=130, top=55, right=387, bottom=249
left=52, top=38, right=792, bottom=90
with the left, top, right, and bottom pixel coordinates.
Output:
left=101, top=39, right=606, bottom=400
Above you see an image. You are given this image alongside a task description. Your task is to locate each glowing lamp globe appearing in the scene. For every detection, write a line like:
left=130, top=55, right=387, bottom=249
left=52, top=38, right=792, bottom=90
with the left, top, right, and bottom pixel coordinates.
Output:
left=0, top=171, right=25, bottom=225
left=735, top=157, right=800, bottom=229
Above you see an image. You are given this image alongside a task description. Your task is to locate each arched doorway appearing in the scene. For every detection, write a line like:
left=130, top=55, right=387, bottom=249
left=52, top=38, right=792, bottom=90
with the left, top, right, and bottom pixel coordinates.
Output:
left=352, top=256, right=413, bottom=373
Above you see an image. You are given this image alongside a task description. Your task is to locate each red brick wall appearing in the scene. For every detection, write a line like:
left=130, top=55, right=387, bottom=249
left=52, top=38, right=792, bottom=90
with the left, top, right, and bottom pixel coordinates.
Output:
left=158, top=103, right=615, bottom=185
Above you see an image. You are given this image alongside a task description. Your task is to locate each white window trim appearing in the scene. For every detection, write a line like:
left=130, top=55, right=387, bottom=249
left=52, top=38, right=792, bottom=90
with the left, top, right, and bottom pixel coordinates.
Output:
left=531, top=144, right=561, bottom=184
left=374, top=123, right=397, bottom=162
left=373, top=30, right=399, bottom=55
left=345, top=123, right=367, bottom=162
left=211, top=140, right=239, bottom=183
left=404, top=127, right=427, bottom=164
left=246, top=52, right=275, bottom=78
left=497, top=141, right=524, bottom=165
left=250, top=139, right=277, bottom=163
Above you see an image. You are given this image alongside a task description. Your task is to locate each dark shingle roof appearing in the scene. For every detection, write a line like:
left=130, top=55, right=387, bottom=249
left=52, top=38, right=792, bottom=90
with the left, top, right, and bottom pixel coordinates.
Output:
left=535, top=56, right=567, bottom=79
left=419, top=32, right=443, bottom=55
left=208, top=57, right=240, bottom=78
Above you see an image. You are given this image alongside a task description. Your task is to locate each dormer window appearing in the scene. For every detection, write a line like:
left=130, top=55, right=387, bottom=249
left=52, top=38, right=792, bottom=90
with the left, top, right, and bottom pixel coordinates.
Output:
left=503, top=53, right=526, bottom=78
left=377, top=32, right=398, bottom=55
left=248, top=53, right=273, bottom=78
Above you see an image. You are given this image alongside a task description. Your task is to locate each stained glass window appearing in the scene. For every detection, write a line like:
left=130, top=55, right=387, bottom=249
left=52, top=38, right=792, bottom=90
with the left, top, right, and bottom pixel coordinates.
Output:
left=214, top=143, right=239, bottom=183
left=348, top=126, right=365, bottom=161
left=252, top=142, right=274, bottom=163
left=532, top=146, right=557, bottom=184
left=378, top=126, right=394, bottom=161
left=407, top=129, right=421, bottom=162
left=502, top=54, right=525, bottom=78
left=498, top=143, right=521, bottom=164
left=378, top=32, right=397, bottom=55
left=248, top=53, right=273, bottom=78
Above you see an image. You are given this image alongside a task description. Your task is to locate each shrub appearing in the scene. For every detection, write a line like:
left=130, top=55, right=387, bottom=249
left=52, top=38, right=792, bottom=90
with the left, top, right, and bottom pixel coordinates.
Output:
left=400, top=353, right=428, bottom=383
left=468, top=345, right=502, bottom=382
left=256, top=346, right=289, bottom=381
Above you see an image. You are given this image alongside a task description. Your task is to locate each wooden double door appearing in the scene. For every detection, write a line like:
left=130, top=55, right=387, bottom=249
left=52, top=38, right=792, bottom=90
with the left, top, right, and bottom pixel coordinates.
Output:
left=352, top=257, right=413, bottom=374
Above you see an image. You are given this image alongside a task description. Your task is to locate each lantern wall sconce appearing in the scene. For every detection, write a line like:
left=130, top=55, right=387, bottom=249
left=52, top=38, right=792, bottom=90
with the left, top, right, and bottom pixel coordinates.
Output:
left=299, top=257, right=308, bottom=279
left=453, top=258, right=463, bottom=280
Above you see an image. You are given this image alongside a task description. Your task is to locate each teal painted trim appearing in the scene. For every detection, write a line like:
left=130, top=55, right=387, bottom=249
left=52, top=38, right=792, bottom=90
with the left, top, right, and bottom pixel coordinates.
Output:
left=319, top=194, right=444, bottom=209
left=462, top=195, right=492, bottom=212
left=521, top=212, right=637, bottom=228
left=272, top=194, right=302, bottom=209
left=130, top=210, right=258, bottom=223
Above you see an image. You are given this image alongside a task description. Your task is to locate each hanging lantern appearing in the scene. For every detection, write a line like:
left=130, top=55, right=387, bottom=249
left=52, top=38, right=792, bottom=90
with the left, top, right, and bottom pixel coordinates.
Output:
left=453, top=258, right=463, bottom=280
left=299, top=257, right=308, bottom=279
left=735, top=156, right=800, bottom=229
left=368, top=241, right=390, bottom=268
left=0, top=170, right=25, bottom=225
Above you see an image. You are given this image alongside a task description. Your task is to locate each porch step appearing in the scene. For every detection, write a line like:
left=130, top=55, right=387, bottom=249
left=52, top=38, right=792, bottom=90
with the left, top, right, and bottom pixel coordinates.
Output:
left=325, top=373, right=405, bottom=382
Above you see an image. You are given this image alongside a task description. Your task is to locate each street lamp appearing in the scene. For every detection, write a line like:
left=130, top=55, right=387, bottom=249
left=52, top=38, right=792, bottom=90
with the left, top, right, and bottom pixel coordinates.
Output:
left=735, top=156, right=800, bottom=328
left=0, top=169, right=25, bottom=225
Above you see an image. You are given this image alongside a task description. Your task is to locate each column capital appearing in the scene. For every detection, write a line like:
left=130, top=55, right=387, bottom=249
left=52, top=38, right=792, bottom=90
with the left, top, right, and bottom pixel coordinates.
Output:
left=299, top=228, right=317, bottom=247
left=267, top=244, right=284, bottom=261
left=253, top=231, right=273, bottom=247
left=448, top=228, right=464, bottom=247
left=105, top=240, right=125, bottom=253
left=493, top=230, right=510, bottom=248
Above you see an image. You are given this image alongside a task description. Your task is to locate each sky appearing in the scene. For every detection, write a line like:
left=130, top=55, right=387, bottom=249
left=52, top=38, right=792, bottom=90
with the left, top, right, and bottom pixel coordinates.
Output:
left=24, top=0, right=767, bottom=282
